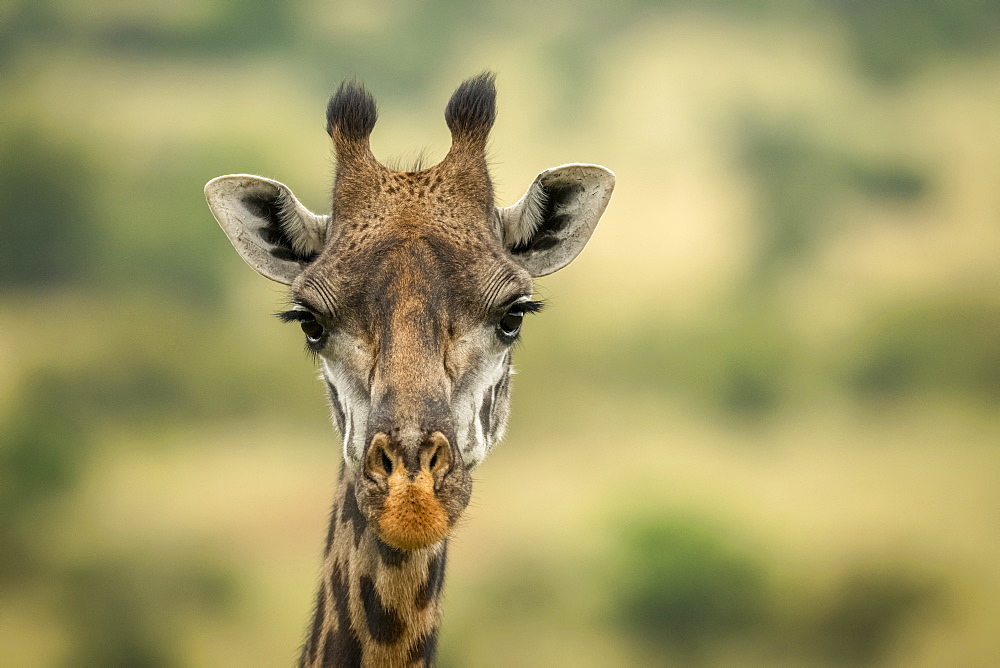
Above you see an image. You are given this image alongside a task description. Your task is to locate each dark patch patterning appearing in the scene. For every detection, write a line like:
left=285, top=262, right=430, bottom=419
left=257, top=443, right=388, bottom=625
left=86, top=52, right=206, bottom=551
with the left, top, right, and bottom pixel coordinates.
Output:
left=341, top=483, right=367, bottom=547
left=325, top=564, right=363, bottom=667
left=407, top=629, right=439, bottom=666
left=359, top=575, right=404, bottom=644
left=375, top=536, right=410, bottom=568
left=416, top=544, right=447, bottom=610
left=325, top=379, right=347, bottom=436
left=304, top=585, right=325, bottom=665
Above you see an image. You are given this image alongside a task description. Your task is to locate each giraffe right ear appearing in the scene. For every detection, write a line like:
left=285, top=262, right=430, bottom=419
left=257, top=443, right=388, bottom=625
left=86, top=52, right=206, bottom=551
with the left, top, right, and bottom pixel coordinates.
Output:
left=205, top=174, right=329, bottom=285
left=497, top=164, right=614, bottom=277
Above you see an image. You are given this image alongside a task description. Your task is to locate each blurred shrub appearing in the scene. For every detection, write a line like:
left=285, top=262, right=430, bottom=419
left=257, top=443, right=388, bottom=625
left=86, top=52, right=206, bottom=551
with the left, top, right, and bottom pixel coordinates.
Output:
left=738, top=118, right=929, bottom=283
left=610, top=516, right=768, bottom=660
left=740, top=121, right=843, bottom=278
left=60, top=553, right=238, bottom=667
left=606, top=515, right=943, bottom=664
left=0, top=368, right=239, bottom=664
left=62, top=559, right=176, bottom=668
left=98, top=160, right=232, bottom=307
left=824, top=0, right=1000, bottom=82
left=553, top=295, right=999, bottom=423
left=0, top=372, right=89, bottom=509
left=568, top=306, right=795, bottom=423
left=809, top=566, right=939, bottom=664
left=0, top=131, right=98, bottom=288
left=0, top=371, right=90, bottom=584
left=847, top=162, right=927, bottom=201
left=0, top=126, right=229, bottom=303
left=845, top=302, right=1000, bottom=405
left=75, top=356, right=192, bottom=422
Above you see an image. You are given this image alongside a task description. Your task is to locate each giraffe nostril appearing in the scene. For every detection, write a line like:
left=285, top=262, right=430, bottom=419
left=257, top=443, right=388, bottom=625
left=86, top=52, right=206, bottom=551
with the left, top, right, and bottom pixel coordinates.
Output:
left=423, top=432, right=451, bottom=477
left=365, top=433, right=397, bottom=481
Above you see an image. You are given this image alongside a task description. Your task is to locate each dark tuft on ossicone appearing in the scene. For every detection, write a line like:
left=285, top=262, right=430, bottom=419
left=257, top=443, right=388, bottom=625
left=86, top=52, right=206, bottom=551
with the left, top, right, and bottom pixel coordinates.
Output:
left=444, top=71, right=497, bottom=141
left=326, top=79, right=378, bottom=140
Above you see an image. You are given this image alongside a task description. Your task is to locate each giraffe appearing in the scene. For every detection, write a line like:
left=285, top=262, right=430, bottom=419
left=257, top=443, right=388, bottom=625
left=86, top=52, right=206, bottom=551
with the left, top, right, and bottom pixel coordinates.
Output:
left=204, top=73, right=613, bottom=667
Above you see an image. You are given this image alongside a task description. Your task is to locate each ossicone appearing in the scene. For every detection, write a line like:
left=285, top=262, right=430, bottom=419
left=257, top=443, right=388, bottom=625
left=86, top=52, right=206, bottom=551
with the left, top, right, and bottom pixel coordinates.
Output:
left=444, top=71, right=497, bottom=147
left=326, top=79, right=378, bottom=145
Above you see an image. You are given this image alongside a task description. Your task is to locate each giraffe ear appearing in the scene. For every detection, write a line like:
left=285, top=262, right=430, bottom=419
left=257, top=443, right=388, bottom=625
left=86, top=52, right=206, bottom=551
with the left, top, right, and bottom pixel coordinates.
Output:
left=497, top=164, right=614, bottom=277
left=205, top=174, right=329, bottom=285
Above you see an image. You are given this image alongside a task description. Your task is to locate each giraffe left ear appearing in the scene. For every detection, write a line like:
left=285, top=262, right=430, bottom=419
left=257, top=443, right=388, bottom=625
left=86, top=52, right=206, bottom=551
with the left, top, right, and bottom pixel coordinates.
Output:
left=497, top=163, right=614, bottom=277
left=205, top=174, right=329, bottom=285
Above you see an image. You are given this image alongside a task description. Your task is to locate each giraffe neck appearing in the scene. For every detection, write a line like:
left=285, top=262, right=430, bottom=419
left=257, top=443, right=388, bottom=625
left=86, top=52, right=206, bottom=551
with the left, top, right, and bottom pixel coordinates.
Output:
left=300, top=466, right=447, bottom=667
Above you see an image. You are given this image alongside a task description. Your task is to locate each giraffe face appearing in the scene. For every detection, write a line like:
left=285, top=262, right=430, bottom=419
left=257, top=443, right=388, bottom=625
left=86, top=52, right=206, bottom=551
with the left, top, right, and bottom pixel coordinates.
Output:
left=205, top=74, right=614, bottom=550
left=303, top=243, right=528, bottom=469
left=290, top=206, right=533, bottom=549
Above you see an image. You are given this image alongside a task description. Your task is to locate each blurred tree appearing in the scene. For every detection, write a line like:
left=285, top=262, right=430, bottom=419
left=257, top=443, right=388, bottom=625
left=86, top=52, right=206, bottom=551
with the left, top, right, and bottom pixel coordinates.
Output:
left=62, top=561, right=176, bottom=668
left=0, top=131, right=97, bottom=288
left=810, top=566, right=939, bottom=664
left=0, top=371, right=90, bottom=584
left=737, top=117, right=928, bottom=285
left=611, top=516, right=768, bottom=662
left=826, top=0, right=1000, bottom=82
left=846, top=302, right=1000, bottom=405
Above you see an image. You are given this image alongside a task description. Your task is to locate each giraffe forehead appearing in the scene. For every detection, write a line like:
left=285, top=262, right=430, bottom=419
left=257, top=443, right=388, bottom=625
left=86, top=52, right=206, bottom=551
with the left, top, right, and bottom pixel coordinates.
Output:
left=333, top=160, right=493, bottom=224
left=299, top=223, right=530, bottom=325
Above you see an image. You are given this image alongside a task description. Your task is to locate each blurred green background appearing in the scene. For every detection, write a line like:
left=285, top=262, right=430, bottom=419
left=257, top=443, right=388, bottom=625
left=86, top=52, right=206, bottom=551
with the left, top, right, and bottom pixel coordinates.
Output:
left=2, top=1, right=999, bottom=665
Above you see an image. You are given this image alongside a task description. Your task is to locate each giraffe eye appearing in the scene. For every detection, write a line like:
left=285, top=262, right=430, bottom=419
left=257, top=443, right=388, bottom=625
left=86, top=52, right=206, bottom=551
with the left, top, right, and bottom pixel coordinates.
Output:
left=277, top=308, right=326, bottom=344
left=498, top=308, right=524, bottom=341
left=495, top=299, right=543, bottom=344
left=299, top=314, right=325, bottom=343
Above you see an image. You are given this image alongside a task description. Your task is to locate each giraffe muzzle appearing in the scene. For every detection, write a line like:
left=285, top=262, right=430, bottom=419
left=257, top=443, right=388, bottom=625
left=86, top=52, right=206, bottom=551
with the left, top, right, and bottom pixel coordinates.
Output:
left=364, top=431, right=455, bottom=550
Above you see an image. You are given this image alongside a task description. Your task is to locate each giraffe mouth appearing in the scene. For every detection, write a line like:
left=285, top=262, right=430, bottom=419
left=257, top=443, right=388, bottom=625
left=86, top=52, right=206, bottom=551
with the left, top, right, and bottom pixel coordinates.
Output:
left=360, top=431, right=471, bottom=550
left=376, top=467, right=452, bottom=550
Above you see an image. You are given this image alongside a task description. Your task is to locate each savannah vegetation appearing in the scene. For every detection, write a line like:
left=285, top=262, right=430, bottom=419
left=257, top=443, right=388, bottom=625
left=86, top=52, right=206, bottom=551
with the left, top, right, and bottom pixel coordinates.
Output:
left=2, top=1, right=999, bottom=664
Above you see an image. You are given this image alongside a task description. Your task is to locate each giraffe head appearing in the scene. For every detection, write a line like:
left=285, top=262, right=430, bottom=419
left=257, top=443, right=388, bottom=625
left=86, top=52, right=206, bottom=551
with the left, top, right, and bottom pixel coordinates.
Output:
left=205, top=73, right=613, bottom=552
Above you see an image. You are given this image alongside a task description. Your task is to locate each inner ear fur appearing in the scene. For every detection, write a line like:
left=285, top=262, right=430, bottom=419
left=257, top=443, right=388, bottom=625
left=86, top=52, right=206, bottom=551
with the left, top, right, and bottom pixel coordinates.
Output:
left=205, top=174, right=329, bottom=285
left=497, top=163, right=614, bottom=277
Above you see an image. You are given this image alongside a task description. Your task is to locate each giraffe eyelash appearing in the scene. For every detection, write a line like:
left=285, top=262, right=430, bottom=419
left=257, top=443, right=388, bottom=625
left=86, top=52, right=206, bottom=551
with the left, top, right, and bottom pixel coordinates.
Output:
left=275, top=307, right=326, bottom=361
left=497, top=298, right=545, bottom=321
left=515, top=299, right=545, bottom=315
left=276, top=309, right=316, bottom=323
